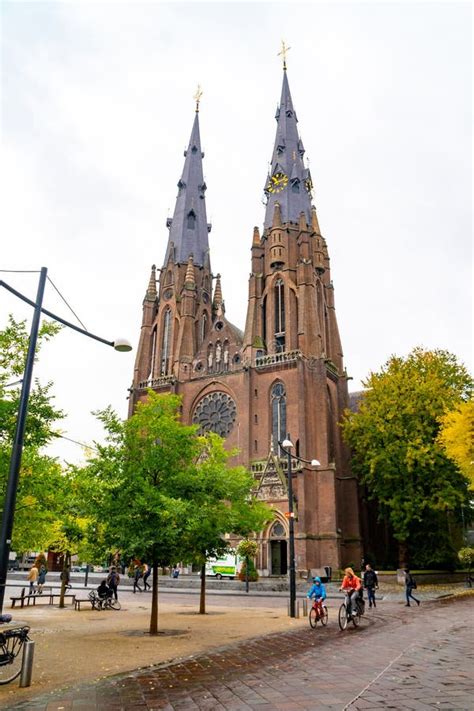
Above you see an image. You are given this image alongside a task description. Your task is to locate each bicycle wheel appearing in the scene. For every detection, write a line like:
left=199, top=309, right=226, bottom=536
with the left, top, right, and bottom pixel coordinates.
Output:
left=109, top=598, right=121, bottom=611
left=309, top=607, right=318, bottom=628
left=338, top=603, right=348, bottom=631
left=0, top=629, right=29, bottom=685
left=352, top=610, right=360, bottom=627
left=321, top=605, right=328, bottom=626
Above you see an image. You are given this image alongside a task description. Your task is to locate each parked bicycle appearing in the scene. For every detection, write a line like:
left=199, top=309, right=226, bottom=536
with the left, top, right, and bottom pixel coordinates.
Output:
left=0, top=625, right=30, bottom=684
left=338, top=593, right=365, bottom=630
left=309, top=601, right=328, bottom=628
left=88, top=591, right=121, bottom=611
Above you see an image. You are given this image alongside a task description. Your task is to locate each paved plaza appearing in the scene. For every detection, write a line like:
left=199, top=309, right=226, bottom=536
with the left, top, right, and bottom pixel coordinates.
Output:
left=6, top=595, right=473, bottom=711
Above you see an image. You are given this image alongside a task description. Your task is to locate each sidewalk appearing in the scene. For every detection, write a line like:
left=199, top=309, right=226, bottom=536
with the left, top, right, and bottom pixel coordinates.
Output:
left=6, top=594, right=473, bottom=710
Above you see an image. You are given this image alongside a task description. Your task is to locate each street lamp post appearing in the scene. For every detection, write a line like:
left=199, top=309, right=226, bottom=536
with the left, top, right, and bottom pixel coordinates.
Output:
left=279, top=434, right=320, bottom=619
left=0, top=267, right=132, bottom=613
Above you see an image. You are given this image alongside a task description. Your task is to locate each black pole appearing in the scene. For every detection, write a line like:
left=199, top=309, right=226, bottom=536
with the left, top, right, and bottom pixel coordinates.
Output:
left=0, top=267, right=47, bottom=613
left=245, top=554, right=249, bottom=593
left=286, top=433, right=296, bottom=618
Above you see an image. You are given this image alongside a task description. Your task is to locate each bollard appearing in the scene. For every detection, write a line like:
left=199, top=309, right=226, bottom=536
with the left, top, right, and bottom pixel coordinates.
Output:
left=302, top=598, right=308, bottom=616
left=19, top=640, right=35, bottom=688
left=295, top=600, right=300, bottom=618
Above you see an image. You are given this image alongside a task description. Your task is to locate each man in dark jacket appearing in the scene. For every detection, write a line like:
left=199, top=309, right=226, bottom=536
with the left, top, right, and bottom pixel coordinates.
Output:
left=363, top=564, right=379, bottom=608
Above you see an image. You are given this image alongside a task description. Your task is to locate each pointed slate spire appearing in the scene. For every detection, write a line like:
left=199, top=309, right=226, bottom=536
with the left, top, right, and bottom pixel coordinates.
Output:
left=145, top=264, right=157, bottom=302
left=164, top=112, right=211, bottom=267
left=264, top=70, right=312, bottom=229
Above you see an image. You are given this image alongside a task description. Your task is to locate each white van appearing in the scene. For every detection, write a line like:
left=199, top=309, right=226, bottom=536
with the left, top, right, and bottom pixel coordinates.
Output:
left=205, top=552, right=242, bottom=579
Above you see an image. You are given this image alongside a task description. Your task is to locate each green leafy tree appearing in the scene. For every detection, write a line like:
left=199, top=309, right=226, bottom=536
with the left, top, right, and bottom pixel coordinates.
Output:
left=79, top=392, right=271, bottom=632
left=0, top=316, right=65, bottom=553
left=178, top=437, right=270, bottom=613
left=458, top=547, right=474, bottom=578
left=342, top=348, right=473, bottom=567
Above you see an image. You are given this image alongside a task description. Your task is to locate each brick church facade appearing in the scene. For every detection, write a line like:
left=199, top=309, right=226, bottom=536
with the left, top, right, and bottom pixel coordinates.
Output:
left=129, top=67, right=362, bottom=575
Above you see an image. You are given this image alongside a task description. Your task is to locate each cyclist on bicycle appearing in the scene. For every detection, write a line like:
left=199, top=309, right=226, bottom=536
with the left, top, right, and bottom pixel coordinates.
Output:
left=340, top=567, right=362, bottom=616
left=307, top=576, right=327, bottom=617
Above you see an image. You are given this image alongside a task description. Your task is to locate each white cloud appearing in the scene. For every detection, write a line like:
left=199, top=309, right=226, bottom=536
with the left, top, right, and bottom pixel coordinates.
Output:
left=1, top=1, right=471, bottom=463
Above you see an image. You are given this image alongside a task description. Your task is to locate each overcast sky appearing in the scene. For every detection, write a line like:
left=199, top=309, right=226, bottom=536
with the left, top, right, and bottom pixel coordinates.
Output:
left=1, top=1, right=472, bottom=464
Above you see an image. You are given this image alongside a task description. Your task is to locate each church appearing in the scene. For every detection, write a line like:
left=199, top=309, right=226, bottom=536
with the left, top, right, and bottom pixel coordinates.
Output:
left=129, top=59, right=362, bottom=575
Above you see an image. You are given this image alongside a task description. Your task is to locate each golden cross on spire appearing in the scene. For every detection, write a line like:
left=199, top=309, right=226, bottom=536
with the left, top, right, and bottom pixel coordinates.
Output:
left=278, top=40, right=291, bottom=70
left=194, top=84, right=203, bottom=113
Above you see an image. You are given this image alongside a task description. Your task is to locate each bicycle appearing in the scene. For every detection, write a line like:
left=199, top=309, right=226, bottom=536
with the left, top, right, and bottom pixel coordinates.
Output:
left=308, top=600, right=328, bottom=628
left=88, top=591, right=121, bottom=611
left=0, top=625, right=30, bottom=685
left=338, top=592, right=365, bottom=630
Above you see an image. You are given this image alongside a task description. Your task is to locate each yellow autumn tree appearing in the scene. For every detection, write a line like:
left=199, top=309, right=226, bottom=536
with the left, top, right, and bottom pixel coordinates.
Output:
left=438, top=400, right=474, bottom=490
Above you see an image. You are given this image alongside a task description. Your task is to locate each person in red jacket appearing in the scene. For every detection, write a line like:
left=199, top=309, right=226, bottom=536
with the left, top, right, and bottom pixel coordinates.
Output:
left=340, top=567, right=362, bottom=616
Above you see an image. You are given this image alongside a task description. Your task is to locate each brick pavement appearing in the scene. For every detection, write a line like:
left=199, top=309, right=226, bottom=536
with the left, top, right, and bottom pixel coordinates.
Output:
left=7, top=597, right=474, bottom=711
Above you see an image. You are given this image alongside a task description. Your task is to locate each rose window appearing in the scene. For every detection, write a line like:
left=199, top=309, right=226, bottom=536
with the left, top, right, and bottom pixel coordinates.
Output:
left=193, top=392, right=237, bottom=437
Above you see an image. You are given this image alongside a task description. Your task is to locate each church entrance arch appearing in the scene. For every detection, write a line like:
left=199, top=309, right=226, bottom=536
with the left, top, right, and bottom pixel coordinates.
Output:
left=269, top=520, right=288, bottom=576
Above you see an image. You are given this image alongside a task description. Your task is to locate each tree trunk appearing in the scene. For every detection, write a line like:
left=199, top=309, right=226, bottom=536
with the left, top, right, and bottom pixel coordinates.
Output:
left=149, top=560, right=159, bottom=635
left=199, top=563, right=206, bottom=614
left=398, top=541, right=408, bottom=569
left=59, top=551, right=70, bottom=609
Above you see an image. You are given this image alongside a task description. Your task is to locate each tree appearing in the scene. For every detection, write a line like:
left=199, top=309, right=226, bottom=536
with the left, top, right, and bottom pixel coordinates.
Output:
left=342, top=348, right=473, bottom=567
left=438, top=401, right=474, bottom=490
left=79, top=392, right=270, bottom=634
left=178, top=436, right=270, bottom=613
left=0, top=316, right=65, bottom=553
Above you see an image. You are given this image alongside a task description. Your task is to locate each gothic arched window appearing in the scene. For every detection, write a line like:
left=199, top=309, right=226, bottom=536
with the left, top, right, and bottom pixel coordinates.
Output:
left=160, top=309, right=172, bottom=375
left=274, top=279, right=285, bottom=352
left=149, top=326, right=157, bottom=380
left=271, top=521, right=285, bottom=538
left=271, top=382, right=287, bottom=451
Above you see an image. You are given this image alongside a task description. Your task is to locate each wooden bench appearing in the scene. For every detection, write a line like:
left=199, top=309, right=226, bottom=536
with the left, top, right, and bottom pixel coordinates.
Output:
left=48, top=593, right=76, bottom=606
left=10, top=587, right=52, bottom=608
left=74, top=597, right=95, bottom=611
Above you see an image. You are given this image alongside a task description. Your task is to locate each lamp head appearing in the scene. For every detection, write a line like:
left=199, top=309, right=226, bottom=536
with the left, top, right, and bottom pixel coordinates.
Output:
left=113, top=338, right=132, bottom=352
left=311, top=459, right=321, bottom=467
left=282, top=438, right=293, bottom=449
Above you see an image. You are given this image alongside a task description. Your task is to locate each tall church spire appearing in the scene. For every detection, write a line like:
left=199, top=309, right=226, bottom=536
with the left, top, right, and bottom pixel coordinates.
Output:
left=263, top=70, right=313, bottom=229
left=164, top=109, right=211, bottom=267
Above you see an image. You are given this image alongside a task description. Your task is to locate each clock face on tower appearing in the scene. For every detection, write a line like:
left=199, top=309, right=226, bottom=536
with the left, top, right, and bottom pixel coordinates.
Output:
left=267, top=172, right=288, bottom=193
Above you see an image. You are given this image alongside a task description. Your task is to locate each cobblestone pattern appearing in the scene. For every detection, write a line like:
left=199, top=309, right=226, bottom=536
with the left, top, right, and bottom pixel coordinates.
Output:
left=347, top=623, right=473, bottom=710
left=7, top=598, right=474, bottom=710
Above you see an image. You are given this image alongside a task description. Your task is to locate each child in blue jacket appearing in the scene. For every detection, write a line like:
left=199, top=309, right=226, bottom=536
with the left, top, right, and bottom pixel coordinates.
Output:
left=307, top=576, right=327, bottom=615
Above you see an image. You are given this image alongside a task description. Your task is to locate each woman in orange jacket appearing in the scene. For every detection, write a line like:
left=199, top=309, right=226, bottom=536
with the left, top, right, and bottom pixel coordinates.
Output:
left=340, top=567, right=362, bottom=616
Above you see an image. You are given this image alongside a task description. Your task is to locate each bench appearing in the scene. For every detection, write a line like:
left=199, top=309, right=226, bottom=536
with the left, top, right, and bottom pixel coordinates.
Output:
left=49, top=593, right=76, bottom=606
left=74, top=597, right=95, bottom=611
left=10, top=587, right=52, bottom=608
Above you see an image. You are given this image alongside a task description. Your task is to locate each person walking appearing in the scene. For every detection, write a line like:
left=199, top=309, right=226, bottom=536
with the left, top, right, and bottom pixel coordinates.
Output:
left=133, top=563, right=143, bottom=593
left=404, top=568, right=420, bottom=607
left=37, top=563, right=47, bottom=594
left=107, top=566, right=120, bottom=601
left=142, top=563, right=151, bottom=590
left=27, top=564, right=38, bottom=594
left=363, top=563, right=378, bottom=608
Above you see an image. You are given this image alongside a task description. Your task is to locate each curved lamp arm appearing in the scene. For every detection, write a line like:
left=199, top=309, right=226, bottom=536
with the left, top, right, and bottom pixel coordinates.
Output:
left=277, top=439, right=320, bottom=467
